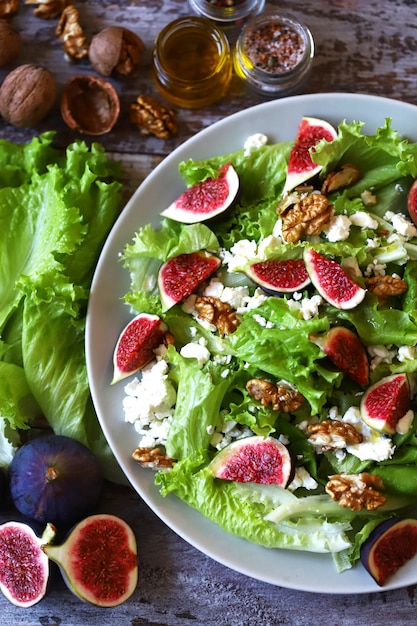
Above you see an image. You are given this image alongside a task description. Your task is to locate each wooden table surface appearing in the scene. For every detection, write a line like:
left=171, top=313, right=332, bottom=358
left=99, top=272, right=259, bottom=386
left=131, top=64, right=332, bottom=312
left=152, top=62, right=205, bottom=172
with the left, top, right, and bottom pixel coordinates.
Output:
left=2, top=1, right=417, bottom=624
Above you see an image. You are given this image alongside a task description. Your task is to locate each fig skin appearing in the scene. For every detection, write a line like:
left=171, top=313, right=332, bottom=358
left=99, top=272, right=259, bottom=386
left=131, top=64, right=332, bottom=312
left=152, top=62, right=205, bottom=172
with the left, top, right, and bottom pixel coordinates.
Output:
left=0, top=64, right=57, bottom=127
left=8, top=435, right=104, bottom=528
left=309, top=326, right=369, bottom=386
left=360, top=373, right=410, bottom=434
left=360, top=517, right=417, bottom=586
left=407, top=178, right=417, bottom=226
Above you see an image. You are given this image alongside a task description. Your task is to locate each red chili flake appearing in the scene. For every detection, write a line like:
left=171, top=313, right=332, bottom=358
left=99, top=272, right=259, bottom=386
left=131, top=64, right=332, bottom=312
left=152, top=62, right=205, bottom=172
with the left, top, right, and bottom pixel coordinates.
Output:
left=243, top=20, right=305, bottom=74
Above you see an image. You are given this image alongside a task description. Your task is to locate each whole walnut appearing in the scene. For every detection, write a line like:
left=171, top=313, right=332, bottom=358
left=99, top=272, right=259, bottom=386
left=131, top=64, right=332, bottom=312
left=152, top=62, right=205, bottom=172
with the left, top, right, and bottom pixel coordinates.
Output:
left=0, top=21, right=20, bottom=67
left=88, top=26, right=145, bottom=78
left=0, top=64, right=57, bottom=127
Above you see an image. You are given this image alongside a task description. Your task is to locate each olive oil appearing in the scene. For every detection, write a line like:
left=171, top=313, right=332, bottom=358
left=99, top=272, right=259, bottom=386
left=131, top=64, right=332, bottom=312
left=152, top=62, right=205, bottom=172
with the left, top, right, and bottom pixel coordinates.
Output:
left=153, top=17, right=232, bottom=108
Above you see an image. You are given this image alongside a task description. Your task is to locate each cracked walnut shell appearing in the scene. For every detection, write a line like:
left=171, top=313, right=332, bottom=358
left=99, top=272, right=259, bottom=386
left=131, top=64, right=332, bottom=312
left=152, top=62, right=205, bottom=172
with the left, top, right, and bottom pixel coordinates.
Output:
left=60, top=74, right=120, bottom=135
left=89, top=26, right=145, bottom=78
left=0, top=64, right=57, bottom=127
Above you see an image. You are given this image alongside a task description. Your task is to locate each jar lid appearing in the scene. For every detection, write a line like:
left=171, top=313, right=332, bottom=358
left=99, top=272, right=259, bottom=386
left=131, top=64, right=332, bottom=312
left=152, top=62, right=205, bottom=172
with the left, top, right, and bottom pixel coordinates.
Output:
left=188, top=0, right=265, bottom=25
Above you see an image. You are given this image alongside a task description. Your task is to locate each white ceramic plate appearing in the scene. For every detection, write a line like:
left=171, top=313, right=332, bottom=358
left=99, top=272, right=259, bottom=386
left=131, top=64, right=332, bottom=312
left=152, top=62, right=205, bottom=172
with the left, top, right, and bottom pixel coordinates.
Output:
left=86, top=93, right=417, bottom=594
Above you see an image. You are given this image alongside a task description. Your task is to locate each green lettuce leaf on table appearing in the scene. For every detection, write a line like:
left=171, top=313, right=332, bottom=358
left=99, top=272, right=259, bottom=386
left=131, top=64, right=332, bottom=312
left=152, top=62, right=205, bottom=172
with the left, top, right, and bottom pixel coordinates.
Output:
left=0, top=133, right=122, bottom=480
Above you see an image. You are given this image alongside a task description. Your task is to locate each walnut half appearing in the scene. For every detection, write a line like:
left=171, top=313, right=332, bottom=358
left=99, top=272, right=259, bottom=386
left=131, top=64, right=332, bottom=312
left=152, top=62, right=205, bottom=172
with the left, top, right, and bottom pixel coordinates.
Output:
left=246, top=378, right=304, bottom=413
left=307, top=419, right=362, bottom=452
left=129, top=95, right=177, bottom=139
left=132, top=446, right=175, bottom=470
left=195, top=295, right=240, bottom=336
left=56, top=4, right=89, bottom=60
left=278, top=191, right=333, bottom=243
left=325, top=472, right=386, bottom=511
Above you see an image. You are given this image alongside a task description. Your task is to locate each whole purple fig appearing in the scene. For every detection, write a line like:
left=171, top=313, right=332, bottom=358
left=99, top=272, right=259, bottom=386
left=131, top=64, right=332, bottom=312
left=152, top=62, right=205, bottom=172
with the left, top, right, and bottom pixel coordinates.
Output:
left=8, top=435, right=103, bottom=527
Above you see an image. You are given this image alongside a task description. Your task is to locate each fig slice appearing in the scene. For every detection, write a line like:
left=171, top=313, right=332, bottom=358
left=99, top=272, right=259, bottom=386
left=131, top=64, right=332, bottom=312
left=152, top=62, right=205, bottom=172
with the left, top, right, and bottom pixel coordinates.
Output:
left=304, top=247, right=366, bottom=309
left=283, top=116, right=338, bottom=195
left=407, top=178, right=417, bottom=226
left=209, top=435, right=293, bottom=487
left=158, top=250, right=221, bottom=311
left=360, top=517, right=417, bottom=586
left=112, top=312, right=168, bottom=383
left=360, top=373, right=410, bottom=435
left=0, top=521, right=55, bottom=607
left=309, top=326, right=369, bottom=385
left=161, top=162, right=240, bottom=224
left=245, top=258, right=311, bottom=294
left=43, top=514, right=138, bottom=607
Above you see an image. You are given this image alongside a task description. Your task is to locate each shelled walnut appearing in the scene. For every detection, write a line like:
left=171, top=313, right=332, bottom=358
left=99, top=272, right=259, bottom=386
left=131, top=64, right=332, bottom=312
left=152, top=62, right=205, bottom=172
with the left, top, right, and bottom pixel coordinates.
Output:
left=25, top=0, right=71, bottom=19
left=246, top=379, right=304, bottom=413
left=0, top=0, right=18, bottom=19
left=56, top=4, right=88, bottom=60
left=129, top=95, right=177, bottom=139
left=325, top=472, right=386, bottom=511
left=195, top=295, right=240, bottom=336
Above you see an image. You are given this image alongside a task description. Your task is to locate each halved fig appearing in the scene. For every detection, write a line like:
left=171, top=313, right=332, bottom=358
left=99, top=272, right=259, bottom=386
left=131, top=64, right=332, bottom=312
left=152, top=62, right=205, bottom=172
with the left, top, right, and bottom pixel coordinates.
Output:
left=309, top=326, right=369, bottom=385
left=360, top=373, right=410, bottom=434
left=0, top=521, right=55, bottom=607
left=245, top=258, right=311, bottom=294
left=360, top=517, right=417, bottom=586
left=43, top=514, right=138, bottom=607
left=161, top=162, right=240, bottom=224
left=210, top=435, right=293, bottom=487
left=407, top=178, right=417, bottom=226
left=158, top=250, right=221, bottom=311
left=112, top=312, right=168, bottom=383
left=8, top=434, right=103, bottom=528
left=283, top=116, right=338, bottom=195
left=304, top=247, right=366, bottom=309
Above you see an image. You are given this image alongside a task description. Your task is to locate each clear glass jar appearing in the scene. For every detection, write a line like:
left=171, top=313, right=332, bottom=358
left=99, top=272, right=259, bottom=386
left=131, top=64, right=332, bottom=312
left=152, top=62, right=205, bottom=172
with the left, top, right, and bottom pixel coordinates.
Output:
left=188, top=0, right=265, bottom=30
left=234, top=11, right=314, bottom=98
left=152, top=16, right=232, bottom=109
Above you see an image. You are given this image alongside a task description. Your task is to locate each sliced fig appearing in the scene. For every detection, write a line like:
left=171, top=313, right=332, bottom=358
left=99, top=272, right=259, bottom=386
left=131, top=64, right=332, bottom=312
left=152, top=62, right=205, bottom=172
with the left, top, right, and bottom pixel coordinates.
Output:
left=0, top=521, right=55, bottom=607
left=8, top=434, right=103, bottom=528
left=158, top=250, right=221, bottom=311
left=112, top=312, right=168, bottom=384
left=283, top=116, right=338, bottom=195
left=161, top=162, right=240, bottom=224
left=43, top=514, right=138, bottom=607
left=407, top=178, right=417, bottom=226
left=360, top=373, right=410, bottom=435
left=304, top=247, right=366, bottom=309
left=360, top=517, right=417, bottom=586
left=309, top=326, right=369, bottom=385
left=210, top=435, right=293, bottom=487
left=245, top=258, right=311, bottom=294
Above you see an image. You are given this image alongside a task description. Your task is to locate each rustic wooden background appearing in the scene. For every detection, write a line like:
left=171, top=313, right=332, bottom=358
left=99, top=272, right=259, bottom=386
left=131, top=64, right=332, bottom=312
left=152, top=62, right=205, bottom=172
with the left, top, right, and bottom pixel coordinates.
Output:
left=1, top=1, right=417, bottom=624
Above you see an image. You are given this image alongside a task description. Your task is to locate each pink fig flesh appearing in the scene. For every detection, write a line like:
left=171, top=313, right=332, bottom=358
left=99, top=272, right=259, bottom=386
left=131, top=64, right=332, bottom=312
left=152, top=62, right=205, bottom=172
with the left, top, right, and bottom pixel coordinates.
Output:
left=304, top=247, right=366, bottom=309
left=283, top=116, right=337, bottom=194
left=360, top=373, right=410, bottom=434
left=210, top=435, right=293, bottom=487
left=161, top=162, right=240, bottom=223
left=43, top=514, right=138, bottom=607
left=112, top=312, right=168, bottom=383
left=407, top=179, right=417, bottom=226
left=245, top=258, right=311, bottom=294
left=361, top=517, right=417, bottom=586
left=0, top=521, right=55, bottom=608
left=309, top=326, right=369, bottom=385
left=158, top=251, right=221, bottom=311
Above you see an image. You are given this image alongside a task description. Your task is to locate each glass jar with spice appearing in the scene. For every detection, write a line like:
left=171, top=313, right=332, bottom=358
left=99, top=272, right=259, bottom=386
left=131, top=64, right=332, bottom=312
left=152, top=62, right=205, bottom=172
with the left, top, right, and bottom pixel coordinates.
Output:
left=234, top=11, right=314, bottom=98
left=152, top=16, right=232, bottom=109
left=188, top=0, right=265, bottom=31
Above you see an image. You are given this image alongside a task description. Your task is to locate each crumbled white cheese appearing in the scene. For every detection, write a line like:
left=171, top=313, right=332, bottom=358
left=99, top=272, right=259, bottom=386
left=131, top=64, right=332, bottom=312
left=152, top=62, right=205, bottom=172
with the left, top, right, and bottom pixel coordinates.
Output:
left=252, top=313, right=274, bottom=328
left=323, top=214, right=352, bottom=242
left=180, top=337, right=211, bottom=367
left=367, top=344, right=396, bottom=370
left=342, top=406, right=395, bottom=462
left=287, top=466, right=318, bottom=492
left=350, top=211, right=378, bottom=230
left=226, top=239, right=258, bottom=272
left=123, top=359, right=176, bottom=448
left=287, top=294, right=323, bottom=320
left=243, top=132, right=268, bottom=156
left=385, top=210, right=417, bottom=239
left=364, top=260, right=386, bottom=277
left=397, top=345, right=417, bottom=362
left=209, top=417, right=253, bottom=451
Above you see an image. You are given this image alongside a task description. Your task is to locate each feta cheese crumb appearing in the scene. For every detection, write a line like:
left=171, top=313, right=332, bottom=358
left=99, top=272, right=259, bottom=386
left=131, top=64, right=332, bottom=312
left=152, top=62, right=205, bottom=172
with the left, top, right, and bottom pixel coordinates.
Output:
left=342, top=406, right=395, bottom=462
left=287, top=466, right=318, bottom=492
left=323, top=214, right=352, bottom=242
left=350, top=211, right=378, bottom=230
left=288, top=294, right=323, bottom=320
left=385, top=211, right=417, bottom=239
left=243, top=132, right=268, bottom=156
left=180, top=338, right=211, bottom=367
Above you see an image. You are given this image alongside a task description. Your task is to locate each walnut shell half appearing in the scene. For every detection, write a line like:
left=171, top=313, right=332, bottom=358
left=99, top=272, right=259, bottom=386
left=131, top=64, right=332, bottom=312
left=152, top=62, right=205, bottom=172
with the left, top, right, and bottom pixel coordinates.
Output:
left=88, top=26, right=145, bottom=78
left=60, top=74, right=120, bottom=135
left=0, top=64, right=56, bottom=127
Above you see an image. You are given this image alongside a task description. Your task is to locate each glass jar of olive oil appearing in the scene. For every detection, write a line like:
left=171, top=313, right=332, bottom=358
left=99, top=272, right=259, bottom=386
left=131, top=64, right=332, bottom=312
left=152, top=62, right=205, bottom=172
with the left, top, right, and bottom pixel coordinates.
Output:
left=188, top=0, right=265, bottom=30
left=152, top=17, right=232, bottom=109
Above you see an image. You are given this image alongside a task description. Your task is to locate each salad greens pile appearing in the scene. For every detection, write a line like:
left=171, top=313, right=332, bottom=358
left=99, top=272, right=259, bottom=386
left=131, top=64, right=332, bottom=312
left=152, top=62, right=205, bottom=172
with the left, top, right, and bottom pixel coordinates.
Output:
left=0, top=132, right=122, bottom=480
left=121, top=118, right=417, bottom=572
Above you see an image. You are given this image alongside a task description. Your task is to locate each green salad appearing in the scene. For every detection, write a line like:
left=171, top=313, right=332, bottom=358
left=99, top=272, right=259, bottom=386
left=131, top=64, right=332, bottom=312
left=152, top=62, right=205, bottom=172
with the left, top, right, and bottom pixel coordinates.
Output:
left=119, top=118, right=417, bottom=573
